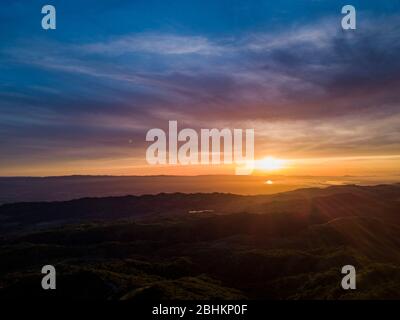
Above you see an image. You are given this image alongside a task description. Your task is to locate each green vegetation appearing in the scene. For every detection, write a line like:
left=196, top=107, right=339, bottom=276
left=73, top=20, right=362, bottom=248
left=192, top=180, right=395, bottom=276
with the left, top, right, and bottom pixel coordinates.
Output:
left=1, top=184, right=400, bottom=299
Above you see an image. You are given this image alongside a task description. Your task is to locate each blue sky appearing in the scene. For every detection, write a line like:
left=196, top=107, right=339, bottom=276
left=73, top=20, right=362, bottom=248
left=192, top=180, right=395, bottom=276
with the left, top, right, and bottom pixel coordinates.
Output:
left=1, top=0, right=400, bottom=175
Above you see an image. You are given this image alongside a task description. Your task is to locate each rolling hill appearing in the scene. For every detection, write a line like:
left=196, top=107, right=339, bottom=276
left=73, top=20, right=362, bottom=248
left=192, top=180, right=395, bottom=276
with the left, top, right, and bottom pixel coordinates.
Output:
left=1, top=184, right=400, bottom=299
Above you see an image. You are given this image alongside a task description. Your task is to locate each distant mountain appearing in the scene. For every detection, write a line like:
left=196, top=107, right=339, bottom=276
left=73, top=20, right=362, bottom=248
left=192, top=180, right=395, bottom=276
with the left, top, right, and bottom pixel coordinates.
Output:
left=1, top=175, right=398, bottom=204
left=1, top=184, right=400, bottom=229
left=1, top=184, right=400, bottom=299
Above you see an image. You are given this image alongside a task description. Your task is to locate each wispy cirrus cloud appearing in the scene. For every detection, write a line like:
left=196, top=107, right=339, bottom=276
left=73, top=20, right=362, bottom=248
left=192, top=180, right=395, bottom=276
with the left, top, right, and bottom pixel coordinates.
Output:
left=78, top=34, right=228, bottom=56
left=1, top=14, right=400, bottom=173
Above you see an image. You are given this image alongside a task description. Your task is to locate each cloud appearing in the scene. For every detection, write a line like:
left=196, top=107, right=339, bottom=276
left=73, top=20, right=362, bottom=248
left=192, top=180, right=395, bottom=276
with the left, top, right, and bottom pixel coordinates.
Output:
left=59, top=17, right=400, bottom=122
left=79, top=34, right=226, bottom=56
left=1, top=15, right=400, bottom=170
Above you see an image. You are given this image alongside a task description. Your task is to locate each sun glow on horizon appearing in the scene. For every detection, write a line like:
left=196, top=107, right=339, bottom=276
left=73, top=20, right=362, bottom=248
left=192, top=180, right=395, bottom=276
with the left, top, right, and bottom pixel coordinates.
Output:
left=254, top=157, right=287, bottom=171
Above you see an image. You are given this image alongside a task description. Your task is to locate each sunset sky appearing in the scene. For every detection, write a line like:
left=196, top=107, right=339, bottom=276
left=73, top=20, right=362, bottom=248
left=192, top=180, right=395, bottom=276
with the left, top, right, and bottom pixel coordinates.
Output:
left=1, top=0, right=400, bottom=176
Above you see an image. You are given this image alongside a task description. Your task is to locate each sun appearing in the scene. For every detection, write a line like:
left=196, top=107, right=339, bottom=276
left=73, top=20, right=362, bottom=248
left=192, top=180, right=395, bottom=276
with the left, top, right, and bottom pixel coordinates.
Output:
left=255, top=157, right=286, bottom=171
